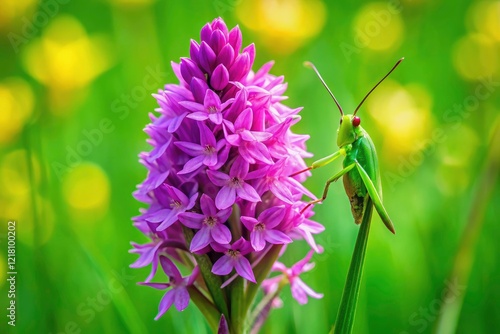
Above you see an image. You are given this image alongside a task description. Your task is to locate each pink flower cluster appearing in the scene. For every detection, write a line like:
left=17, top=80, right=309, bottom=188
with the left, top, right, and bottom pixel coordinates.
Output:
left=131, top=18, right=324, bottom=320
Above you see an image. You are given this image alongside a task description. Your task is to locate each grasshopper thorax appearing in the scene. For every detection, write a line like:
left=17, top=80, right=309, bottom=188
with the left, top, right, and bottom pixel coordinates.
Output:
left=337, top=114, right=362, bottom=148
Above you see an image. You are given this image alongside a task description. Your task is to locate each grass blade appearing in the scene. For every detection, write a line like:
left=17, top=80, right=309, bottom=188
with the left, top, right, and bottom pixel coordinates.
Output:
left=435, top=118, right=500, bottom=333
left=332, top=199, right=373, bottom=334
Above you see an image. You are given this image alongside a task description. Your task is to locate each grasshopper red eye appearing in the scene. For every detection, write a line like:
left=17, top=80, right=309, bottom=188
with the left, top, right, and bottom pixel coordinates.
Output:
left=352, top=116, right=361, bottom=127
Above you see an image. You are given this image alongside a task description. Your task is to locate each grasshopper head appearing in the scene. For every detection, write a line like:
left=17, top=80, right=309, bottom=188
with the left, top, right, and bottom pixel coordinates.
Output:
left=337, top=114, right=361, bottom=147
left=304, top=58, right=403, bottom=148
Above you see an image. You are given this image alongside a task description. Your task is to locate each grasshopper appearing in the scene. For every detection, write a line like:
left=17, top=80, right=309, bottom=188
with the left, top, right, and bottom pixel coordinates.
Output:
left=294, top=58, right=404, bottom=234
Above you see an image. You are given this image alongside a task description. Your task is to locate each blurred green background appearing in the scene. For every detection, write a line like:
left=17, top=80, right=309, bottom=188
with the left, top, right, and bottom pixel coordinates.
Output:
left=1, top=0, right=499, bottom=333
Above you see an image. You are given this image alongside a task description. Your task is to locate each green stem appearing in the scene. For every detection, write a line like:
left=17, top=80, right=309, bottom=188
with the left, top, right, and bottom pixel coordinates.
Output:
left=243, top=245, right=283, bottom=319
left=332, top=200, right=373, bottom=334
left=188, top=286, right=220, bottom=332
left=248, top=278, right=285, bottom=329
left=230, top=277, right=245, bottom=334
left=182, top=226, right=229, bottom=318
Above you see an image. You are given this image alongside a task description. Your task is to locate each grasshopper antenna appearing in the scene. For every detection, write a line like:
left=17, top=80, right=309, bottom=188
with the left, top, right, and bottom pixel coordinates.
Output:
left=304, top=61, right=344, bottom=116
left=353, top=57, right=404, bottom=115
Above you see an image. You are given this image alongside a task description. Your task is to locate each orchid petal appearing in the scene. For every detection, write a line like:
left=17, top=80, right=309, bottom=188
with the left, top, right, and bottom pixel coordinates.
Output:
left=216, top=186, right=236, bottom=210
left=178, top=212, right=204, bottom=229
left=251, top=230, right=266, bottom=251
left=237, top=183, right=261, bottom=203
left=264, top=230, right=292, bottom=245
left=211, top=224, right=232, bottom=244
left=212, top=255, right=234, bottom=275
left=234, top=256, right=256, bottom=283
left=190, top=227, right=212, bottom=252
left=155, top=290, right=176, bottom=320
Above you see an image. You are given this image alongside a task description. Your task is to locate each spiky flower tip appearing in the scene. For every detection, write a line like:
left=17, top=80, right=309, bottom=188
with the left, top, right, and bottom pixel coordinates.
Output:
left=130, top=17, right=324, bottom=329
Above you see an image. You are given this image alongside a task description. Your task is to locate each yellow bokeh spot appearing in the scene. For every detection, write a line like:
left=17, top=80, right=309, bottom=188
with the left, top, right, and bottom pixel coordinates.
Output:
left=62, top=162, right=110, bottom=219
left=14, top=196, right=56, bottom=247
left=366, top=80, right=433, bottom=160
left=22, top=15, right=112, bottom=111
left=435, top=164, right=470, bottom=196
left=405, top=83, right=433, bottom=112
left=0, top=150, right=54, bottom=246
left=107, top=0, right=155, bottom=7
left=0, top=78, right=34, bottom=144
left=435, top=127, right=476, bottom=196
left=0, top=0, right=37, bottom=29
left=436, top=124, right=478, bottom=196
left=438, top=125, right=479, bottom=167
left=452, top=33, right=498, bottom=81
left=0, top=255, right=5, bottom=284
left=0, top=149, right=39, bottom=198
left=353, top=2, right=404, bottom=52
left=236, top=0, right=326, bottom=54
left=467, top=1, right=500, bottom=42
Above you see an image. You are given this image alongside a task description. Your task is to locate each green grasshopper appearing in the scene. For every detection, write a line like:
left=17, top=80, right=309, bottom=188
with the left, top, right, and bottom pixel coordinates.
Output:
left=293, top=58, right=404, bottom=234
